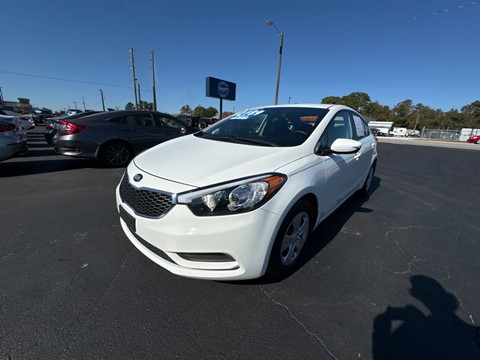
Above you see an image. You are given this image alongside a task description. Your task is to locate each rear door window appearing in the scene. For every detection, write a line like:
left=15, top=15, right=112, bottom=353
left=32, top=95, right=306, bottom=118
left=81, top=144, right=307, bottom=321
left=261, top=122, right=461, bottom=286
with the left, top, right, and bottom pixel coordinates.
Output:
left=351, top=113, right=370, bottom=139
left=121, top=114, right=155, bottom=127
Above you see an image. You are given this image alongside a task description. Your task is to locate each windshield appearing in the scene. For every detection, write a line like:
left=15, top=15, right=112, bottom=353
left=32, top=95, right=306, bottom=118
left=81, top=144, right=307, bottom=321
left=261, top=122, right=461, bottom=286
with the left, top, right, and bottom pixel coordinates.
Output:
left=197, top=107, right=329, bottom=147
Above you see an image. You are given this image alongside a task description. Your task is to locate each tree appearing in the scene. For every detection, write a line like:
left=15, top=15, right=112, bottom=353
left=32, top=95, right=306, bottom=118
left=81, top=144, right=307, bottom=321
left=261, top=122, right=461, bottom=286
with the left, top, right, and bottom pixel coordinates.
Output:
left=180, top=105, right=193, bottom=115
left=125, top=102, right=135, bottom=110
left=193, top=105, right=218, bottom=117
left=392, top=99, right=414, bottom=127
left=322, top=92, right=371, bottom=112
left=321, top=96, right=343, bottom=105
left=204, top=107, right=218, bottom=118
left=139, top=100, right=153, bottom=111
left=193, top=105, right=206, bottom=116
left=461, top=100, right=480, bottom=128
left=342, top=92, right=371, bottom=112
left=364, top=101, right=391, bottom=121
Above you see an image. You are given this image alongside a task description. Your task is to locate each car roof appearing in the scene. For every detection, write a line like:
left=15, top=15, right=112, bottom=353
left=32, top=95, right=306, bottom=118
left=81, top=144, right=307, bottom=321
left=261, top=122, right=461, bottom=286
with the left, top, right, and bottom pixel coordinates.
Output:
left=74, top=110, right=176, bottom=121
left=234, top=104, right=354, bottom=113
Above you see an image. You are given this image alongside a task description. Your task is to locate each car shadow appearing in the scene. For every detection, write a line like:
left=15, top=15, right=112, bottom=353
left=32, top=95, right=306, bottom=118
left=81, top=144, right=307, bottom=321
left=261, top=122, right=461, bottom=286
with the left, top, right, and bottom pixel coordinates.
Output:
left=0, top=130, right=116, bottom=176
left=221, top=176, right=381, bottom=286
left=0, top=157, right=106, bottom=177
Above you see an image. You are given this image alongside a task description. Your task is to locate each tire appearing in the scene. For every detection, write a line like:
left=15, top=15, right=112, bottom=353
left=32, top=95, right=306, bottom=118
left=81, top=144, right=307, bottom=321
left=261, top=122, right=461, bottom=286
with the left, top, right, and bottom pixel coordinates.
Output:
left=199, top=122, right=207, bottom=130
left=267, top=200, right=313, bottom=278
left=358, top=163, right=375, bottom=196
left=476, top=140, right=480, bottom=144
left=100, top=141, right=133, bottom=167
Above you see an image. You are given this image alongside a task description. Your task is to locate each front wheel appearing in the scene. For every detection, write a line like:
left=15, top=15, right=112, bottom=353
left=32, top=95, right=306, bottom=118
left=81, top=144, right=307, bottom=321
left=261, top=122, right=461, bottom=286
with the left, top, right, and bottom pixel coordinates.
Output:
left=267, top=200, right=313, bottom=278
left=100, top=141, right=133, bottom=167
left=358, top=164, right=375, bottom=196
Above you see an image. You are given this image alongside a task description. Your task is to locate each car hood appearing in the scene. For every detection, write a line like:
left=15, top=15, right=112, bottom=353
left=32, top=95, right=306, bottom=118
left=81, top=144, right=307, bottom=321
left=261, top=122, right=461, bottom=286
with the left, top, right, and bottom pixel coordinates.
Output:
left=133, top=135, right=304, bottom=188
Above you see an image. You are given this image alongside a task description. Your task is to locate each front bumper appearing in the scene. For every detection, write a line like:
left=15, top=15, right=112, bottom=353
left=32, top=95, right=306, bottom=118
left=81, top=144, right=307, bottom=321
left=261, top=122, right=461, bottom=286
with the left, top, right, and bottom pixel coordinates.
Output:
left=116, top=183, right=282, bottom=280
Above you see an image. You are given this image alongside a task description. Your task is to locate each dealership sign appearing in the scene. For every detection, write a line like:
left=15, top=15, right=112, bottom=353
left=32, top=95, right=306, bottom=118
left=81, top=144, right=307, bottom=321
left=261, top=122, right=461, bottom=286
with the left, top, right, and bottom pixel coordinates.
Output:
left=206, top=77, right=236, bottom=101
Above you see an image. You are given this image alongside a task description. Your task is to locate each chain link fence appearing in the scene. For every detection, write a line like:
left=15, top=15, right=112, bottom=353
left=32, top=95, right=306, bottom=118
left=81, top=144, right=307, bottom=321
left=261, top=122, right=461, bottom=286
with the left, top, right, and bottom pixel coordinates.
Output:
left=420, top=128, right=479, bottom=142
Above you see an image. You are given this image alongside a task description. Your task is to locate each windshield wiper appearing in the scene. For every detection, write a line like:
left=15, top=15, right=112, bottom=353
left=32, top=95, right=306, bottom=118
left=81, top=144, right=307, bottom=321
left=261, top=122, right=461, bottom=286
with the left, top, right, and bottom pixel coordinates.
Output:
left=231, top=136, right=278, bottom=147
left=209, top=135, right=277, bottom=147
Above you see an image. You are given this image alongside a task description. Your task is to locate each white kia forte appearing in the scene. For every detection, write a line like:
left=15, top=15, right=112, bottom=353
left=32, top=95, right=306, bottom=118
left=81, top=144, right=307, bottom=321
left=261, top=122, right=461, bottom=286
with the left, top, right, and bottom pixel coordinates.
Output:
left=116, top=104, right=377, bottom=280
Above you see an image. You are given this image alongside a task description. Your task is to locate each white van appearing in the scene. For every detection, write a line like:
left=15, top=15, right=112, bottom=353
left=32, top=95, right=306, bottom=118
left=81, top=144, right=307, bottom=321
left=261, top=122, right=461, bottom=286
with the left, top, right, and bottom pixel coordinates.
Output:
left=392, top=127, right=408, bottom=137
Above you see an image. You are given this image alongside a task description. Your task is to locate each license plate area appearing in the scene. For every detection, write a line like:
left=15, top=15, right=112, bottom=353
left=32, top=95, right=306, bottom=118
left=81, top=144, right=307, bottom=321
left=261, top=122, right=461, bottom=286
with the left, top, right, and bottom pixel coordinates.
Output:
left=119, top=205, right=136, bottom=233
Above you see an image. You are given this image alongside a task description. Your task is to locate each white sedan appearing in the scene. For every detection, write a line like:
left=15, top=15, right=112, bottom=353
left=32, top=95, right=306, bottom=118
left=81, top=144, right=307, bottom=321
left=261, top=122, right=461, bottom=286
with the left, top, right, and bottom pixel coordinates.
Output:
left=0, top=109, right=35, bottom=130
left=0, top=115, right=28, bottom=161
left=116, top=104, right=377, bottom=280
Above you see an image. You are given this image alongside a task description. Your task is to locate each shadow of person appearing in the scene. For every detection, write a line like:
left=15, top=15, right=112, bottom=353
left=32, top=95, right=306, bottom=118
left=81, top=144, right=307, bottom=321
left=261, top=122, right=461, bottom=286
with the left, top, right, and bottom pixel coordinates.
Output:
left=373, top=275, right=480, bottom=359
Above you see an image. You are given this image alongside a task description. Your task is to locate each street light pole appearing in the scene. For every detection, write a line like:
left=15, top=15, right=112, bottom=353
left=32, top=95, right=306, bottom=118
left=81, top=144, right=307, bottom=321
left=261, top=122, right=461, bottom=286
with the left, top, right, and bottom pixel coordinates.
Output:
left=414, top=112, right=421, bottom=131
left=266, top=20, right=284, bottom=105
left=99, top=89, right=105, bottom=111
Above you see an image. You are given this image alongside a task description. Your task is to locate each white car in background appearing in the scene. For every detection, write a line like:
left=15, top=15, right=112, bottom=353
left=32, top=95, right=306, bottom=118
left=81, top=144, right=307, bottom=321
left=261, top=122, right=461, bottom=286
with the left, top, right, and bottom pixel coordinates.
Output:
left=0, top=108, right=35, bottom=130
left=0, top=115, right=28, bottom=161
left=116, top=104, right=378, bottom=280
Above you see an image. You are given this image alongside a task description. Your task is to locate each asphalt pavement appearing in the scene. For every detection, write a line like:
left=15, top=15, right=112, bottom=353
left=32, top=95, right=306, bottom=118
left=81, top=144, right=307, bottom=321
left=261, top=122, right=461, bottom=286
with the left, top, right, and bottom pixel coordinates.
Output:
left=1, top=127, right=479, bottom=359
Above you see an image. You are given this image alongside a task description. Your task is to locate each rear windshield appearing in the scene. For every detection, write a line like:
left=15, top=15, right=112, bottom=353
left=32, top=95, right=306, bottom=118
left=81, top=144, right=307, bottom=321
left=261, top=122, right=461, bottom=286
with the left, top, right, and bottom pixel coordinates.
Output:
left=198, top=107, right=329, bottom=147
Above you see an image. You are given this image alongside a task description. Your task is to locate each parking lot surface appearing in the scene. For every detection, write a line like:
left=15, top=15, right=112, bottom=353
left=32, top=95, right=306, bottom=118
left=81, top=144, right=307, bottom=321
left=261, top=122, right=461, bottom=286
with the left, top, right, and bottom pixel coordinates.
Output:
left=1, top=128, right=479, bottom=359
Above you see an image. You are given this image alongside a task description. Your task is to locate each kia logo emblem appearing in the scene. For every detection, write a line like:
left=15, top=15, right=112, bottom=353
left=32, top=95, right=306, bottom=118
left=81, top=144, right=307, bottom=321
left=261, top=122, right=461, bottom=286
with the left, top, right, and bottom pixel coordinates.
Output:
left=133, top=174, right=143, bottom=182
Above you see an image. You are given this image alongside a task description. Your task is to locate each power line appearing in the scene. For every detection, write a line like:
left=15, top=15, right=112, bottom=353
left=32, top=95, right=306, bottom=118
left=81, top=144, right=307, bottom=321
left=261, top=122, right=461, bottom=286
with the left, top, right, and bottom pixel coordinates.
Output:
left=294, top=1, right=479, bottom=37
left=0, top=70, right=130, bottom=88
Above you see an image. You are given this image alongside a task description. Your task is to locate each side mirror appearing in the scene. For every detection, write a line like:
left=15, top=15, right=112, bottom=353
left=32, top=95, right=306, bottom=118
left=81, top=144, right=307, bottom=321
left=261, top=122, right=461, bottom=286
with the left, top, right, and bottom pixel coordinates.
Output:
left=330, top=138, right=362, bottom=154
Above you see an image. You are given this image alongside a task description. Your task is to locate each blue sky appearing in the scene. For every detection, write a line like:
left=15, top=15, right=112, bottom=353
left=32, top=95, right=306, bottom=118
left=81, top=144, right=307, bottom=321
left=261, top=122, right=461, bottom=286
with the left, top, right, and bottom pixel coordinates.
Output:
left=1, top=0, right=479, bottom=114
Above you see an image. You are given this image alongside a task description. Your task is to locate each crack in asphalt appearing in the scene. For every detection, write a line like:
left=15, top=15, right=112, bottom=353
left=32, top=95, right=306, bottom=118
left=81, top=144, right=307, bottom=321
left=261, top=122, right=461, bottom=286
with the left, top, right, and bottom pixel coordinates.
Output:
left=384, top=226, right=478, bottom=327
left=383, top=256, right=422, bottom=275
left=259, top=285, right=338, bottom=360
left=0, top=237, right=61, bottom=261
left=438, top=264, right=478, bottom=327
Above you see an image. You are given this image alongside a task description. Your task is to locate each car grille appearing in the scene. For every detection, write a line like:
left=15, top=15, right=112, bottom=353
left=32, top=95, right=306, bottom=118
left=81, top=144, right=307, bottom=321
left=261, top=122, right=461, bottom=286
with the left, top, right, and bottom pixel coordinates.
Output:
left=119, top=174, right=173, bottom=218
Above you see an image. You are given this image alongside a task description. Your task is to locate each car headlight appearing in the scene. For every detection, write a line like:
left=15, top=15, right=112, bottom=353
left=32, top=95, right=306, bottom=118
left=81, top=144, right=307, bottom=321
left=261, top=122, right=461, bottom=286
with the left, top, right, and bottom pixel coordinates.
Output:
left=177, top=174, right=287, bottom=216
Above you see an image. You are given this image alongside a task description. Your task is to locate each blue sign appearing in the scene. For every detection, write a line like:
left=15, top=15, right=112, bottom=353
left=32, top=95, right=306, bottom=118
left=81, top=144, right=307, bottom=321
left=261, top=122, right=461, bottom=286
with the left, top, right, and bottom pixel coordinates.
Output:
left=206, top=77, right=236, bottom=101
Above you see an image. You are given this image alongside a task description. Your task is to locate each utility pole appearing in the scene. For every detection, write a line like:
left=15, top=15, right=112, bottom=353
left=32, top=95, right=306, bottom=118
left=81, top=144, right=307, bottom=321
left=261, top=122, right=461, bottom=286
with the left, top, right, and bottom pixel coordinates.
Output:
left=130, top=47, right=138, bottom=110
left=0, top=86, right=4, bottom=105
left=413, top=112, right=423, bottom=132
left=274, top=31, right=284, bottom=105
left=73, top=101, right=78, bottom=110
left=82, top=97, right=86, bottom=111
left=137, top=83, right=142, bottom=110
left=265, top=20, right=284, bottom=105
left=151, top=50, right=157, bottom=111
left=99, top=89, right=105, bottom=111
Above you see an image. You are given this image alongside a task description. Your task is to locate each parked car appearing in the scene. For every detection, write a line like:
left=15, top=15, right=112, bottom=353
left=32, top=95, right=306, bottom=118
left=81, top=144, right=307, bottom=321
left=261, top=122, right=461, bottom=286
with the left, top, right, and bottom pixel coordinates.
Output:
left=0, top=115, right=28, bottom=161
left=31, top=109, right=54, bottom=125
left=116, top=104, right=378, bottom=280
left=44, top=111, right=102, bottom=145
left=66, top=109, right=83, bottom=116
left=466, top=135, right=480, bottom=144
left=0, top=108, right=35, bottom=130
left=54, top=110, right=193, bottom=167
left=177, top=115, right=217, bottom=129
